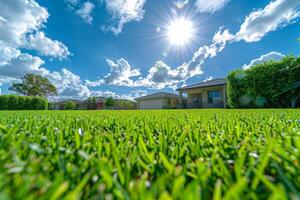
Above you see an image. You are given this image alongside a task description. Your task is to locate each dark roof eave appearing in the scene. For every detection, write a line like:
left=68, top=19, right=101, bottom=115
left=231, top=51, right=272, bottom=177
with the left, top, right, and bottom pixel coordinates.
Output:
left=177, top=83, right=226, bottom=91
left=135, top=96, right=179, bottom=101
left=135, top=92, right=179, bottom=101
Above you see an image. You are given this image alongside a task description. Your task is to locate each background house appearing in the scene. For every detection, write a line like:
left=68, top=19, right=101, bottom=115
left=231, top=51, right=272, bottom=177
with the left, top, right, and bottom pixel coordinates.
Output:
left=95, top=97, right=105, bottom=109
left=135, top=92, right=180, bottom=109
left=177, top=78, right=227, bottom=108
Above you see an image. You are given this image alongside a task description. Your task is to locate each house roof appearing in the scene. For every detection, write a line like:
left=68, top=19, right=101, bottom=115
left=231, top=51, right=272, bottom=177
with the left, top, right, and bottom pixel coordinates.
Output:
left=135, top=92, right=180, bottom=101
left=177, top=78, right=227, bottom=91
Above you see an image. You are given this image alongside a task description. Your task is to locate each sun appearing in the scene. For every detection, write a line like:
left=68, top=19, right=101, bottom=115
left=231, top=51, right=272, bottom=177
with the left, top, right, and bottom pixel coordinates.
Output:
left=167, top=17, right=195, bottom=46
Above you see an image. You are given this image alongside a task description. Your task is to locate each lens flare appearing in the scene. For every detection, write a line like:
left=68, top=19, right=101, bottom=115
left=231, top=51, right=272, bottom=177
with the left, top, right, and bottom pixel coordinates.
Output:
left=167, top=17, right=195, bottom=46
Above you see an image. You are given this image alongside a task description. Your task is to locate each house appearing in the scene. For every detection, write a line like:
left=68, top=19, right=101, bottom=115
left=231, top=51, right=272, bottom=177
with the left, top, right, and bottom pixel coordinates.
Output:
left=49, top=96, right=105, bottom=110
left=50, top=99, right=85, bottom=110
left=135, top=92, right=180, bottom=109
left=177, top=78, right=227, bottom=108
left=95, top=97, right=105, bottom=110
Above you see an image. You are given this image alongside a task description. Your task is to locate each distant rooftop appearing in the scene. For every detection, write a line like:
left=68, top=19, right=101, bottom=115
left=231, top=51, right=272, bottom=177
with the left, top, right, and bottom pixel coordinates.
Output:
left=135, top=92, right=180, bottom=101
left=177, top=78, right=227, bottom=91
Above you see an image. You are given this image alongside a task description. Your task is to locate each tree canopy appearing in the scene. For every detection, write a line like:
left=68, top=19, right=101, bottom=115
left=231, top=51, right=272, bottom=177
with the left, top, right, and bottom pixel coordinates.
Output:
left=84, top=97, right=97, bottom=110
left=105, top=97, right=115, bottom=107
left=63, top=101, right=77, bottom=110
left=9, top=74, right=57, bottom=97
left=227, top=56, right=300, bottom=108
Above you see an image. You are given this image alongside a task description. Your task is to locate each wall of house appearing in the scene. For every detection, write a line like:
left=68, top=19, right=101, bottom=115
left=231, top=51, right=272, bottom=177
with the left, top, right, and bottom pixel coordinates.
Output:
left=138, top=98, right=166, bottom=109
left=137, top=98, right=178, bottom=109
left=96, top=102, right=104, bottom=110
left=170, top=99, right=178, bottom=107
left=184, top=85, right=226, bottom=108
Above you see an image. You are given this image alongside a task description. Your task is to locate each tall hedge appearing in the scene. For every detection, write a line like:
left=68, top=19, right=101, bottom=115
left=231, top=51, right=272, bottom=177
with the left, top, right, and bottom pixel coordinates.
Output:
left=0, top=95, right=48, bottom=110
left=227, top=56, right=300, bottom=108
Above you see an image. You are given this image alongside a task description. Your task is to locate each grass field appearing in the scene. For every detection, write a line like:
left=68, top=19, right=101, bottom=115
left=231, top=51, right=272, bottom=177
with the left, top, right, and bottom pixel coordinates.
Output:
left=0, top=110, right=300, bottom=200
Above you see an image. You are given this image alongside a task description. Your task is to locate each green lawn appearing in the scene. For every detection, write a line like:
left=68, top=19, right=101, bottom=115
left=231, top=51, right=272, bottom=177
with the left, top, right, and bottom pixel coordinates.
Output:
left=0, top=110, right=300, bottom=199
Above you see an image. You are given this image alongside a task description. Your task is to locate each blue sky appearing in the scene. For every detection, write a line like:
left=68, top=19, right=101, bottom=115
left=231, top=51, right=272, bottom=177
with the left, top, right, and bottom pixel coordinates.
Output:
left=0, top=0, right=299, bottom=100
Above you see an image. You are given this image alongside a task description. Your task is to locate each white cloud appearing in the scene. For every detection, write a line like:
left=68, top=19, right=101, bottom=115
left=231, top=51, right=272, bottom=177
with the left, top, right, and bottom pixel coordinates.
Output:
left=0, top=0, right=71, bottom=59
left=86, top=58, right=141, bottom=87
left=203, top=76, right=213, bottom=82
left=25, top=32, right=71, bottom=59
left=212, top=28, right=235, bottom=47
left=136, top=61, right=187, bottom=89
left=0, top=46, right=21, bottom=66
left=0, top=0, right=48, bottom=47
left=243, top=51, right=285, bottom=69
left=235, top=0, right=300, bottom=42
left=195, top=0, right=230, bottom=13
left=104, top=58, right=141, bottom=85
left=175, top=0, right=189, bottom=9
left=87, top=59, right=186, bottom=90
left=76, top=1, right=95, bottom=24
left=0, top=53, right=47, bottom=79
left=201, top=0, right=300, bottom=44
left=90, top=89, right=147, bottom=100
left=128, top=89, right=147, bottom=98
left=47, top=69, right=90, bottom=97
left=183, top=28, right=233, bottom=78
left=104, top=0, right=147, bottom=35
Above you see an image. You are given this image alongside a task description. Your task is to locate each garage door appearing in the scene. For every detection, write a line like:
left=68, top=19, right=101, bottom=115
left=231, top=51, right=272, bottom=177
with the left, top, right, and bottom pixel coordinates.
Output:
left=139, top=99, right=164, bottom=109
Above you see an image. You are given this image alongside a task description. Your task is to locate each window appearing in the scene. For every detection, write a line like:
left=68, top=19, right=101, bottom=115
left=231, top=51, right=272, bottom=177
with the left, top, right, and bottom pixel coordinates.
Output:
left=207, top=90, right=221, bottom=103
left=191, top=93, right=201, bottom=103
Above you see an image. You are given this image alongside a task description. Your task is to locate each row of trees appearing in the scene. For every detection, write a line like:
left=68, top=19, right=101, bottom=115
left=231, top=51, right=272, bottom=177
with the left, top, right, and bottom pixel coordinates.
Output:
left=227, top=56, right=300, bottom=108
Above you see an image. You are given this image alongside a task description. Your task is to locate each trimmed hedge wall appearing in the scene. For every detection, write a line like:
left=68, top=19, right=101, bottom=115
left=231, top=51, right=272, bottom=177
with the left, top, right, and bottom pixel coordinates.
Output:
left=227, top=56, right=300, bottom=108
left=0, top=95, right=48, bottom=110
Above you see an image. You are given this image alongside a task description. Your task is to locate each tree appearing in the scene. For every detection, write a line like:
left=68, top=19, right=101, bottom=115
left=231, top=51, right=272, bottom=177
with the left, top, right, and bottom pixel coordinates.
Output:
left=105, top=97, right=115, bottom=108
left=274, top=81, right=300, bottom=108
left=114, top=99, right=136, bottom=109
left=84, top=97, right=97, bottom=110
left=64, top=101, right=76, bottom=110
left=9, top=74, right=57, bottom=97
left=227, top=56, right=300, bottom=108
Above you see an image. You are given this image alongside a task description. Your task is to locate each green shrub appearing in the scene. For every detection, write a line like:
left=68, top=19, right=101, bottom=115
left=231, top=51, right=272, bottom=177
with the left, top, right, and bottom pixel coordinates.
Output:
left=0, top=95, right=9, bottom=110
left=227, top=56, right=300, bottom=108
left=24, top=97, right=33, bottom=110
left=0, top=95, right=48, bottom=110
left=105, top=97, right=114, bottom=108
left=7, top=95, right=19, bottom=110
left=31, top=96, right=48, bottom=110
left=63, top=101, right=77, bottom=110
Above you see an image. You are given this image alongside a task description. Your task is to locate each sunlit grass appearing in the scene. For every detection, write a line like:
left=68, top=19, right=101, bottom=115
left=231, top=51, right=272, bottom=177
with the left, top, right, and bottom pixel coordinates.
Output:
left=0, top=109, right=299, bottom=199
